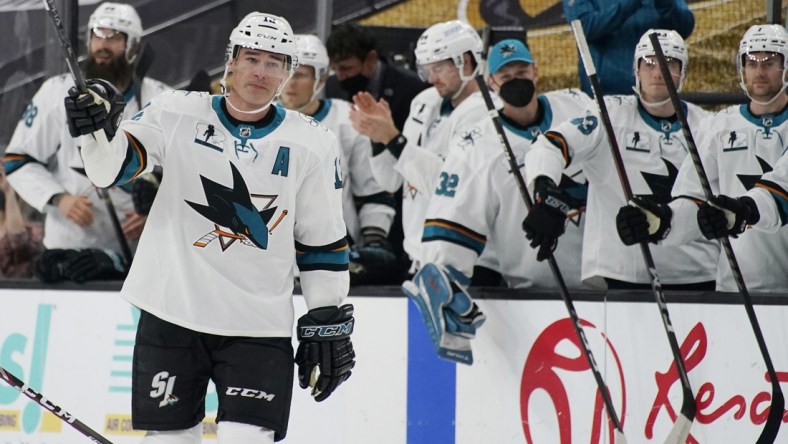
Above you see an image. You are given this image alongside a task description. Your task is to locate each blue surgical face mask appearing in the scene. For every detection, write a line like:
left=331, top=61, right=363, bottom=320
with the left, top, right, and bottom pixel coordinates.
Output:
left=499, top=77, right=535, bottom=107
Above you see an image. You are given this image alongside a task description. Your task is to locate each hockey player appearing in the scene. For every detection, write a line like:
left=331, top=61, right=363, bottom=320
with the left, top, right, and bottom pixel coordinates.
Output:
left=3, top=2, right=169, bottom=279
left=280, top=34, right=398, bottom=285
left=349, top=20, right=494, bottom=275
left=617, top=24, right=788, bottom=292
left=64, top=12, right=354, bottom=443
left=403, top=39, right=592, bottom=364
left=523, top=29, right=719, bottom=290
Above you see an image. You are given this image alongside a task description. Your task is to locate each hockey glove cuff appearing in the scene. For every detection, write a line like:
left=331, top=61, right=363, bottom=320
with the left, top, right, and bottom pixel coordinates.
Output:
left=349, top=229, right=399, bottom=285
left=132, top=170, right=163, bottom=215
left=65, top=78, right=126, bottom=140
left=295, top=304, right=356, bottom=402
left=616, top=195, right=672, bottom=245
left=522, top=177, right=571, bottom=261
left=63, top=248, right=128, bottom=283
left=697, top=195, right=760, bottom=239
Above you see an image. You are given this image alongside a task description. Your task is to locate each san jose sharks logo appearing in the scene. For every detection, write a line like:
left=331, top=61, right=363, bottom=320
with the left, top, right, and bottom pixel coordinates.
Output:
left=737, top=155, right=773, bottom=191
left=458, top=127, right=482, bottom=148
left=498, top=43, right=517, bottom=58
left=640, top=158, right=678, bottom=202
left=186, top=162, right=287, bottom=251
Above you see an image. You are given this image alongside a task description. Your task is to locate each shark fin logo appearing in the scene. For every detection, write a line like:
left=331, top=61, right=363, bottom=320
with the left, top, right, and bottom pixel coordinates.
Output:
left=737, top=155, right=773, bottom=190
left=186, top=162, right=285, bottom=251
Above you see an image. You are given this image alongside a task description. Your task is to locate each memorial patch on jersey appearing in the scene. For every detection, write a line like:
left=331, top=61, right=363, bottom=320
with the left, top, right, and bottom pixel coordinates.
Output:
left=186, top=161, right=284, bottom=251
left=194, top=123, right=226, bottom=153
left=721, top=131, right=748, bottom=152
left=625, top=131, right=650, bottom=153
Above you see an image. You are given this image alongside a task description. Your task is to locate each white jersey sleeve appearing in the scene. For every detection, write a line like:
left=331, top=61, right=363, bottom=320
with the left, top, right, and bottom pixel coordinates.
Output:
left=316, top=99, right=395, bottom=243
left=6, top=76, right=77, bottom=210
left=749, top=151, right=788, bottom=231
left=4, top=74, right=171, bottom=252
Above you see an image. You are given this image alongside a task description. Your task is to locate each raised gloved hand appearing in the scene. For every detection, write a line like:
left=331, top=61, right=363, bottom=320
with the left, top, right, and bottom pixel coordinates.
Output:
left=64, top=78, right=126, bottom=140
left=348, top=229, right=399, bottom=285
left=697, top=195, right=760, bottom=239
left=295, top=304, right=356, bottom=402
left=33, top=249, right=80, bottom=283
left=616, top=195, right=672, bottom=245
left=132, top=170, right=163, bottom=215
left=522, top=177, right=575, bottom=261
left=62, top=248, right=128, bottom=283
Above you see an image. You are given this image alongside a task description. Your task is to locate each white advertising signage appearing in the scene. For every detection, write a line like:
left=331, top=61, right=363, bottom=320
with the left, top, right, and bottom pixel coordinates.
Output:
left=1, top=288, right=786, bottom=443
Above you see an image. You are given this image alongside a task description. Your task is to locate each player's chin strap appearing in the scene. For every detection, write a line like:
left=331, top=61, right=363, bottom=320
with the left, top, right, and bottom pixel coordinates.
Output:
left=452, top=63, right=481, bottom=101
left=632, top=85, right=671, bottom=108
left=740, top=77, right=788, bottom=106
left=295, top=76, right=327, bottom=113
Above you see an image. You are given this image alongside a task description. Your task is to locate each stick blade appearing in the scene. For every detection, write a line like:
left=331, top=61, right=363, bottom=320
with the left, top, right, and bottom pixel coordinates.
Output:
left=613, top=429, right=628, bottom=444
left=756, top=388, right=784, bottom=444
left=663, top=413, right=692, bottom=444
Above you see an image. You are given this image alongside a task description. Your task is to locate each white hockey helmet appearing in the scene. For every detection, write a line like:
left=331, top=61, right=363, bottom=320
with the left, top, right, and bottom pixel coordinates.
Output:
left=226, top=12, right=297, bottom=70
left=295, top=34, right=329, bottom=79
left=633, top=29, right=689, bottom=92
left=415, top=20, right=482, bottom=81
left=737, top=24, right=788, bottom=104
left=86, top=2, right=143, bottom=63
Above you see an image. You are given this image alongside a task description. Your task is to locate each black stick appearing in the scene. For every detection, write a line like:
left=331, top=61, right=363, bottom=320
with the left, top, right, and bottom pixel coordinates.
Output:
left=570, top=20, right=696, bottom=443
left=42, top=0, right=133, bottom=264
left=474, top=75, right=627, bottom=443
left=0, top=366, right=113, bottom=443
left=649, top=31, right=784, bottom=444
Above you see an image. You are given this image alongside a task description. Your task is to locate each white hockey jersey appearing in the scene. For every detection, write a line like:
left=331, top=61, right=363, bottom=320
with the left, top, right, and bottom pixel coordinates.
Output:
left=310, top=98, right=394, bottom=245
left=4, top=74, right=169, bottom=252
left=421, top=89, right=591, bottom=289
left=79, top=91, right=349, bottom=336
left=525, top=95, right=719, bottom=287
left=669, top=104, right=788, bottom=292
left=370, top=86, right=495, bottom=263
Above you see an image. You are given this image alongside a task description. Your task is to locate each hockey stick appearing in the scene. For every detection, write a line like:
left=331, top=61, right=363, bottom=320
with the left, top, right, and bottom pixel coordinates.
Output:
left=0, top=366, right=113, bottom=443
left=570, top=20, right=696, bottom=443
left=42, top=0, right=134, bottom=264
left=474, top=75, right=627, bottom=443
left=649, top=32, right=784, bottom=443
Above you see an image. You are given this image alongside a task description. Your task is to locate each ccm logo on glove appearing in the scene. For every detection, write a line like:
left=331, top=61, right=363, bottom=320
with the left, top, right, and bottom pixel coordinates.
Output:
left=299, top=320, right=354, bottom=339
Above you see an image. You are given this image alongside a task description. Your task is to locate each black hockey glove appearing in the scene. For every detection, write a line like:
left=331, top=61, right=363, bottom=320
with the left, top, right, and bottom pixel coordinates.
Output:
left=64, top=78, right=126, bottom=140
left=33, top=249, right=80, bottom=283
left=616, top=195, right=672, bottom=245
left=522, top=177, right=572, bottom=261
left=697, top=195, right=760, bottom=240
left=349, top=230, right=399, bottom=285
left=132, top=170, right=163, bottom=215
left=295, top=304, right=356, bottom=402
left=62, top=248, right=128, bottom=283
